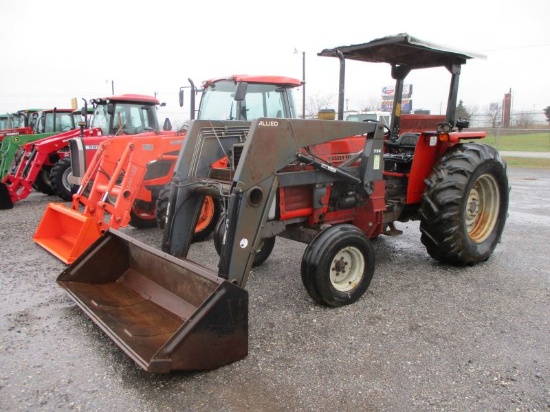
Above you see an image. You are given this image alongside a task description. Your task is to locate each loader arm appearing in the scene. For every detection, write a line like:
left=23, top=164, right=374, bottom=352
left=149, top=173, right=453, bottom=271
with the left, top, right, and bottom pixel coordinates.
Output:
left=34, top=132, right=183, bottom=264
left=0, top=128, right=102, bottom=208
left=163, top=118, right=384, bottom=287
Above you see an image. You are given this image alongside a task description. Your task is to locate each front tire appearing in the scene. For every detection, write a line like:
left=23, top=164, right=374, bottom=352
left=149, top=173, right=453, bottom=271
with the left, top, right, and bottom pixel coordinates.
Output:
left=420, top=143, right=509, bottom=266
left=155, top=183, right=170, bottom=229
left=157, top=184, right=222, bottom=241
left=129, top=200, right=157, bottom=229
left=32, top=166, right=54, bottom=195
left=214, top=216, right=275, bottom=267
left=191, top=195, right=222, bottom=242
left=50, top=158, right=74, bottom=201
left=301, top=224, right=375, bottom=307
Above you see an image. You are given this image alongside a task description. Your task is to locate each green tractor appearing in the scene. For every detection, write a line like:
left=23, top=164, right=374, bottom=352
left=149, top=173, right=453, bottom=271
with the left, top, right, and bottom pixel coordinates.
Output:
left=0, top=108, right=78, bottom=181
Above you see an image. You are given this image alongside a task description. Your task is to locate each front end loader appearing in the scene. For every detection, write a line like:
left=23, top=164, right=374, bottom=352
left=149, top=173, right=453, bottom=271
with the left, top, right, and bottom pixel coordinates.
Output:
left=0, top=125, right=102, bottom=209
left=57, top=118, right=381, bottom=372
left=54, top=34, right=508, bottom=374
left=34, top=131, right=184, bottom=264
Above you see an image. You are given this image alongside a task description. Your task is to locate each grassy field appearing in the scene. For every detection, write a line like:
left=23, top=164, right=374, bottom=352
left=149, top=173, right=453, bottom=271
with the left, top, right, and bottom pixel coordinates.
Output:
left=480, top=131, right=550, bottom=168
left=483, top=132, right=550, bottom=152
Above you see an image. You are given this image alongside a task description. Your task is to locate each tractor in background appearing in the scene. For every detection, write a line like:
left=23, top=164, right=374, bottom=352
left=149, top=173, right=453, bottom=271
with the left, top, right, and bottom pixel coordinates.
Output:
left=0, top=108, right=77, bottom=180
left=34, top=76, right=302, bottom=264
left=0, top=108, right=42, bottom=144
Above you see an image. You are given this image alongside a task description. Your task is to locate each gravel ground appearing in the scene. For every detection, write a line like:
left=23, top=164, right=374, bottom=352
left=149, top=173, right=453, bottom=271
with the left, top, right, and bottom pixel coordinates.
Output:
left=0, top=167, right=549, bottom=411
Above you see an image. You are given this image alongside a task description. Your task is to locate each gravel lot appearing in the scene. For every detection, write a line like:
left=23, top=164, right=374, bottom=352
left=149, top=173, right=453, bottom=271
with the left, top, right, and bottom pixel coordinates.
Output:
left=1, top=166, right=549, bottom=411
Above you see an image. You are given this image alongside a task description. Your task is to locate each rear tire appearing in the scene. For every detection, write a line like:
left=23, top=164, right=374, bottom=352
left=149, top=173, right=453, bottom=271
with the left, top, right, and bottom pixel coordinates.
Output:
left=420, top=143, right=509, bottom=265
left=301, top=224, right=375, bottom=307
left=50, top=158, right=74, bottom=201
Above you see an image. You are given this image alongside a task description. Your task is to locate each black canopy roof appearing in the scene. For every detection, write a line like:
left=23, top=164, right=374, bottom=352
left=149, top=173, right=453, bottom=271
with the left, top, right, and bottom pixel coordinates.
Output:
left=317, top=33, right=485, bottom=69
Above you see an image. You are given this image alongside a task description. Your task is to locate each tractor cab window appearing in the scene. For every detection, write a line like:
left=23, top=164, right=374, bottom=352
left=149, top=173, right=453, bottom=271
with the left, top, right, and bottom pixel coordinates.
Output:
left=198, top=80, right=296, bottom=121
left=11, top=114, right=24, bottom=128
left=198, top=81, right=240, bottom=120
left=112, top=105, right=130, bottom=133
left=41, top=112, right=74, bottom=133
left=244, top=84, right=289, bottom=120
left=55, top=112, right=74, bottom=132
left=29, top=112, right=40, bottom=131
left=126, top=104, right=156, bottom=133
left=0, top=117, right=10, bottom=129
left=91, top=104, right=109, bottom=135
left=94, top=102, right=158, bottom=135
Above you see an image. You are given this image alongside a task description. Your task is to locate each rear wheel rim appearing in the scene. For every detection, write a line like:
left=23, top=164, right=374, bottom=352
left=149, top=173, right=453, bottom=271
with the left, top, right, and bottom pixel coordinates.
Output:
left=329, top=246, right=365, bottom=292
left=465, top=174, right=500, bottom=243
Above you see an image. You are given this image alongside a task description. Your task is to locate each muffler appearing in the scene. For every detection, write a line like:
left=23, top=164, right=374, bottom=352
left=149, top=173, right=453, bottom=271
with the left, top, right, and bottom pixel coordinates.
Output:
left=57, top=229, right=248, bottom=373
left=33, top=203, right=102, bottom=264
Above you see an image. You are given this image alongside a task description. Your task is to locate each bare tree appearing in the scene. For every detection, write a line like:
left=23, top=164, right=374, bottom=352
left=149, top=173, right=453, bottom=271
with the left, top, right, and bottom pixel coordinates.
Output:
left=467, top=104, right=479, bottom=119
left=307, top=94, right=336, bottom=118
left=515, top=111, right=535, bottom=128
left=357, top=96, right=381, bottom=112
left=485, top=102, right=501, bottom=128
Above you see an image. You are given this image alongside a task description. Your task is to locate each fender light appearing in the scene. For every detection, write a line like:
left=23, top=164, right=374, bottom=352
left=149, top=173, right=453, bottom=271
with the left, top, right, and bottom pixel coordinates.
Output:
left=436, top=122, right=452, bottom=142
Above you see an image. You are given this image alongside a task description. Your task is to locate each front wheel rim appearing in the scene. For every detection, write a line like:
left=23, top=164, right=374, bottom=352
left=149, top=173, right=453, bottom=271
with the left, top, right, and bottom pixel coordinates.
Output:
left=465, top=174, right=500, bottom=243
left=132, top=204, right=155, bottom=221
left=194, top=196, right=215, bottom=233
left=329, top=246, right=365, bottom=292
left=62, top=167, right=72, bottom=192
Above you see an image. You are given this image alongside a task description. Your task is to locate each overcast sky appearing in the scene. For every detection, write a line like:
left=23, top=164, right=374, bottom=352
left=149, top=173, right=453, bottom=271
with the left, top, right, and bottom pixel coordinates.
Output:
left=1, top=0, right=549, bottom=124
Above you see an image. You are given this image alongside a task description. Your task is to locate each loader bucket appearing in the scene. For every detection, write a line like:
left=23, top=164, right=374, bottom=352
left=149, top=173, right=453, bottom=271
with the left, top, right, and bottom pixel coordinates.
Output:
left=33, top=203, right=102, bottom=264
left=0, top=182, right=13, bottom=209
left=57, top=229, right=248, bottom=373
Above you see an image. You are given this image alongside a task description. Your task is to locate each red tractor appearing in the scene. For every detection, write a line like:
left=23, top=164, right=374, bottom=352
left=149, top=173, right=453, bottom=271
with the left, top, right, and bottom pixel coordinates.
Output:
left=53, top=34, right=508, bottom=373
left=0, top=96, right=168, bottom=210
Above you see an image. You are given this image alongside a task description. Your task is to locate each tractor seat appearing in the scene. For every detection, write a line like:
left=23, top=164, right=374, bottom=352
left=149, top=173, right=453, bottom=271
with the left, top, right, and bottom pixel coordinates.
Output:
left=384, top=132, right=420, bottom=149
left=383, top=132, right=420, bottom=174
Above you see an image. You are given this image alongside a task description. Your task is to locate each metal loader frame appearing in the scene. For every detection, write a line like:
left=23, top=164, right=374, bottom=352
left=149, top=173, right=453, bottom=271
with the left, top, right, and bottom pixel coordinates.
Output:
left=163, top=118, right=385, bottom=287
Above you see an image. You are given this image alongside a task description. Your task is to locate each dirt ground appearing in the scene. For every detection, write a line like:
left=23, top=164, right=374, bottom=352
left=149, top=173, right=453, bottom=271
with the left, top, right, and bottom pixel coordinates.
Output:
left=0, top=167, right=549, bottom=411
